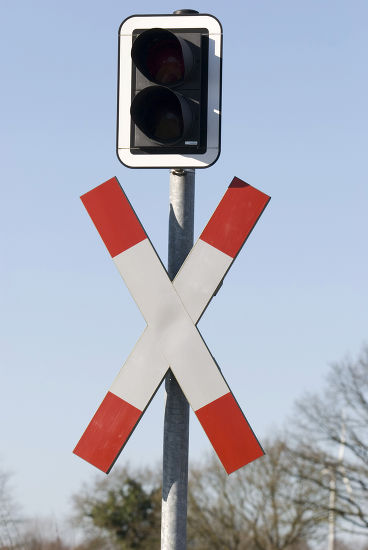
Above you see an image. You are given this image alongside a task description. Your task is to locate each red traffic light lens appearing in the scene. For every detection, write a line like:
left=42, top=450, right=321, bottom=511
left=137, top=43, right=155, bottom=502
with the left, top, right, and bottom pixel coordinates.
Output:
left=146, top=38, right=184, bottom=85
left=132, top=29, right=192, bottom=87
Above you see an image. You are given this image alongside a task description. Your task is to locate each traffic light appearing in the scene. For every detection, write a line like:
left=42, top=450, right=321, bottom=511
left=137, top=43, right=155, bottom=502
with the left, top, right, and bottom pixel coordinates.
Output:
left=117, top=13, right=222, bottom=169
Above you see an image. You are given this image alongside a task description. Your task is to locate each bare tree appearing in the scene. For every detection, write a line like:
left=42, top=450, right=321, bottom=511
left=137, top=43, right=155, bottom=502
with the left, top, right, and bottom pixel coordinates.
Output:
left=0, top=469, right=22, bottom=549
left=289, top=345, right=368, bottom=535
left=187, top=438, right=321, bottom=550
left=0, top=468, right=77, bottom=550
left=18, top=517, right=75, bottom=550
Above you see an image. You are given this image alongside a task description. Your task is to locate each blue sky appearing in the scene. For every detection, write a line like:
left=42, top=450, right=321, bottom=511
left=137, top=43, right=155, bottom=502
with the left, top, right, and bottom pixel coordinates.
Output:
left=1, top=0, right=367, bottom=522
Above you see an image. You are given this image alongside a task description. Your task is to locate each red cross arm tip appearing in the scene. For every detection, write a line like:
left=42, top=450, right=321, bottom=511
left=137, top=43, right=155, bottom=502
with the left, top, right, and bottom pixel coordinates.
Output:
left=73, top=392, right=143, bottom=473
left=80, top=177, right=146, bottom=258
left=200, top=176, right=271, bottom=258
left=195, top=392, right=264, bottom=474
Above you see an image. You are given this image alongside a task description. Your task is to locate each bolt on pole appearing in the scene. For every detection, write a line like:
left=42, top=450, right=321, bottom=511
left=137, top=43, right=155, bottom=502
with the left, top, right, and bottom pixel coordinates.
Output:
left=161, top=168, right=195, bottom=550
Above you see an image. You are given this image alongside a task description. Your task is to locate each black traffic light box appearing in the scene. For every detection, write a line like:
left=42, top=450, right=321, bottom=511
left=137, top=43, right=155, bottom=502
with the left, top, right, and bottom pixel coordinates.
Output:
left=130, top=27, right=208, bottom=155
left=117, top=14, right=222, bottom=169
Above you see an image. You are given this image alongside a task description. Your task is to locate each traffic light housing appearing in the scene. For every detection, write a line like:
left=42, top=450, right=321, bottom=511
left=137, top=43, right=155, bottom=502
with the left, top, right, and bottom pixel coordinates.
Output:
left=117, top=14, right=222, bottom=168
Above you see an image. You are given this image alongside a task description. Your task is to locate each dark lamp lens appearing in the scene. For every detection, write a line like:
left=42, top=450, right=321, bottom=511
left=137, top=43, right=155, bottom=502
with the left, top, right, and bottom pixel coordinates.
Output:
left=131, top=87, right=184, bottom=144
left=131, top=29, right=189, bottom=87
left=146, top=38, right=185, bottom=85
left=148, top=98, right=183, bottom=141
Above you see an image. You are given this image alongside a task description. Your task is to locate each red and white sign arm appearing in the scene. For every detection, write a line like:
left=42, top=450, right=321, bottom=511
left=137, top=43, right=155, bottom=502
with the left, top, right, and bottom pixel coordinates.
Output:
left=174, top=176, right=270, bottom=321
left=74, top=178, right=270, bottom=474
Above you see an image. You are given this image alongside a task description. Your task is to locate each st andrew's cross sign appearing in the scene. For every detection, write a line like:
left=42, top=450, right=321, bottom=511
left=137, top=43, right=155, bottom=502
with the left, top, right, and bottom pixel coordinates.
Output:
left=74, top=176, right=270, bottom=474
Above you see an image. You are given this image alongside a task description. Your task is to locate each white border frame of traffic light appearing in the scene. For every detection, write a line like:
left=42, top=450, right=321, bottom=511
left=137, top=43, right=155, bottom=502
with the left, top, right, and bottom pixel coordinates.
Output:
left=117, top=14, right=223, bottom=169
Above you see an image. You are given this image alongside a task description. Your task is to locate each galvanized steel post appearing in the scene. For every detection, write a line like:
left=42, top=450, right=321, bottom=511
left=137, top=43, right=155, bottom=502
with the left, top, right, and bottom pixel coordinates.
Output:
left=161, top=168, right=195, bottom=549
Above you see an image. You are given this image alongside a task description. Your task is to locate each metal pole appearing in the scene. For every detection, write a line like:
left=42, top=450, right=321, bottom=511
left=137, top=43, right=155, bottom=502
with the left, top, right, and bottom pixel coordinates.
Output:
left=161, top=168, right=195, bottom=550
left=327, top=472, right=336, bottom=550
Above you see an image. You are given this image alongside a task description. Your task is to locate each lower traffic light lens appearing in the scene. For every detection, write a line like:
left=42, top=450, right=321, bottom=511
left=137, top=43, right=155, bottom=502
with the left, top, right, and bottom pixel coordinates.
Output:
left=131, top=87, right=187, bottom=144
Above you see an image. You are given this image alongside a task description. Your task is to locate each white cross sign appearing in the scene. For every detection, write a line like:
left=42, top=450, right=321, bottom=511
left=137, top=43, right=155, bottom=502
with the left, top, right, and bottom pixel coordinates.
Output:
left=74, top=177, right=270, bottom=474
